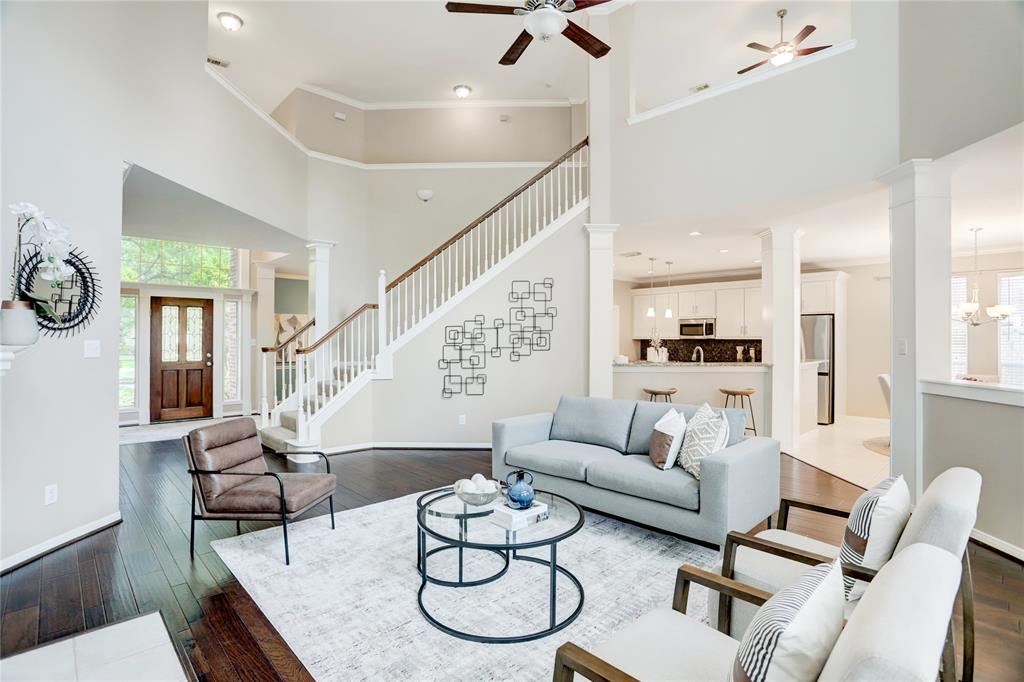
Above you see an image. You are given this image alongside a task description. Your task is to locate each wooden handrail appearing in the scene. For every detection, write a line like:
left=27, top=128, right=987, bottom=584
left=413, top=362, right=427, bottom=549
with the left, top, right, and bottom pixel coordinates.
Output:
left=260, top=317, right=315, bottom=353
left=385, top=137, right=589, bottom=292
left=296, top=304, right=378, bottom=354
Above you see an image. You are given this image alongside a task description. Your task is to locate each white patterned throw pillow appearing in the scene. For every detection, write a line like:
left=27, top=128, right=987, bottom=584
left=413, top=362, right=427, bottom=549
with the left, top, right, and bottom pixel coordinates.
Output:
left=676, top=403, right=729, bottom=479
left=648, top=408, right=686, bottom=470
left=838, top=475, right=911, bottom=600
left=732, top=559, right=846, bottom=682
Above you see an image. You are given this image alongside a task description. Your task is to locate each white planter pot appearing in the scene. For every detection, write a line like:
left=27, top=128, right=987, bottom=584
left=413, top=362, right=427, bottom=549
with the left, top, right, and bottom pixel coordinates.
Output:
left=1, top=301, right=40, bottom=347
left=646, top=346, right=660, bottom=362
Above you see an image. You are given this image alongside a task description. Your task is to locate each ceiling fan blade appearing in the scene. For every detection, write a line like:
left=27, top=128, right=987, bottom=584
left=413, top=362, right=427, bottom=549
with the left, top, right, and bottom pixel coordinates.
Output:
left=500, top=30, right=534, bottom=65
left=747, top=42, right=774, bottom=54
left=445, top=2, right=519, bottom=15
left=562, top=20, right=611, bottom=59
left=567, top=0, right=613, bottom=11
left=737, top=59, right=768, bottom=75
left=795, top=44, right=831, bottom=56
left=790, top=24, right=816, bottom=46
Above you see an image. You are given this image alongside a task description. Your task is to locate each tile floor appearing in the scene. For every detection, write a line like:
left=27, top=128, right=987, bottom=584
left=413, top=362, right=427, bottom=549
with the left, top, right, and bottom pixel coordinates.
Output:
left=793, top=416, right=891, bottom=489
left=0, top=612, right=186, bottom=681
left=118, top=416, right=245, bottom=445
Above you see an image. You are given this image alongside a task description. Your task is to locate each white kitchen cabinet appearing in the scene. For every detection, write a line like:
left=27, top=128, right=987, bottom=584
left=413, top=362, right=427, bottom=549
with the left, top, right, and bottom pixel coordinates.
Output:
left=715, top=289, right=745, bottom=338
left=802, top=280, right=834, bottom=313
left=744, top=287, right=762, bottom=338
left=677, top=290, right=716, bottom=318
left=632, top=294, right=678, bottom=339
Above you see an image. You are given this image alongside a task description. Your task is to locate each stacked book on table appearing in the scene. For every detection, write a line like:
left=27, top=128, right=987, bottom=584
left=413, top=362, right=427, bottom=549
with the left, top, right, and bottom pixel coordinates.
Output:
left=488, top=501, right=549, bottom=531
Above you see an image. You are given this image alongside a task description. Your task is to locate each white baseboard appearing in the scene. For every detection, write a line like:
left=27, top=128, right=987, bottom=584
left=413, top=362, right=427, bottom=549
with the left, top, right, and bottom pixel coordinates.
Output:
left=1, top=511, right=122, bottom=573
left=971, top=529, right=1024, bottom=562
left=322, top=441, right=491, bottom=455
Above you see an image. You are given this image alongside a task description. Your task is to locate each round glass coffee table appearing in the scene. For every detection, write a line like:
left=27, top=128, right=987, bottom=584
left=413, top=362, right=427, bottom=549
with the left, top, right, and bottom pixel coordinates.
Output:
left=416, top=487, right=585, bottom=643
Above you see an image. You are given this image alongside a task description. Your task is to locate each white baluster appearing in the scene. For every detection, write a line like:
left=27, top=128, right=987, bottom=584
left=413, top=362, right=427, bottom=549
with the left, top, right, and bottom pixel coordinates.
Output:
left=295, top=352, right=307, bottom=440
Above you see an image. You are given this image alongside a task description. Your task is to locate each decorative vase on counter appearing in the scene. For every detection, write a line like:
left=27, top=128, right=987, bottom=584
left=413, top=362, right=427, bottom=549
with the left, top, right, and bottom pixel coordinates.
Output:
left=1, top=301, right=39, bottom=347
left=504, top=469, right=535, bottom=509
left=735, top=346, right=744, bottom=362
left=646, top=346, right=660, bottom=362
left=658, top=347, right=669, bottom=362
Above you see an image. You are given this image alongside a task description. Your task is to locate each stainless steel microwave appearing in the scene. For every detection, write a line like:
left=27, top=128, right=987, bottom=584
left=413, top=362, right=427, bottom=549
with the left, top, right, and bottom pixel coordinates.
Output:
left=679, top=319, right=715, bottom=338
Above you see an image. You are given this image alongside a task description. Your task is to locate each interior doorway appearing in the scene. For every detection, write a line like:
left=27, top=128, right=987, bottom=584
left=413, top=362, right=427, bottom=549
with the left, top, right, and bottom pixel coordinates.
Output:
left=150, top=297, right=214, bottom=422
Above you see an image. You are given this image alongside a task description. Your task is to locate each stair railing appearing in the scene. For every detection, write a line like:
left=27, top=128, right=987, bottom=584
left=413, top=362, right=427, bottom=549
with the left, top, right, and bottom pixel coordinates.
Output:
left=260, top=317, right=315, bottom=426
left=382, top=137, right=589, bottom=344
left=293, top=304, right=378, bottom=441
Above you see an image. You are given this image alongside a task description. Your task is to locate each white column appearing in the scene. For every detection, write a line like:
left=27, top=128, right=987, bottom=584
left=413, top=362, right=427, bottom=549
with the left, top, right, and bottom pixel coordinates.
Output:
left=760, top=227, right=803, bottom=453
left=307, top=240, right=336, bottom=340
left=252, top=261, right=276, bottom=425
left=587, top=14, right=612, bottom=223
left=879, top=159, right=951, bottom=501
left=587, top=223, right=618, bottom=398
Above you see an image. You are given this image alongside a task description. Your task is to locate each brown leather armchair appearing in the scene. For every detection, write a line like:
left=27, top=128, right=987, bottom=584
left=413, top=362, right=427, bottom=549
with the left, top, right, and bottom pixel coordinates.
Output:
left=182, top=417, right=336, bottom=565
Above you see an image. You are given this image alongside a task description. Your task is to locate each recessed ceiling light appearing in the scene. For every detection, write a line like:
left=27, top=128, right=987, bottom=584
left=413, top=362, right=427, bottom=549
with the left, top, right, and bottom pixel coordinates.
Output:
left=217, top=12, right=244, bottom=32
left=719, top=249, right=729, bottom=253
left=688, top=231, right=702, bottom=236
left=753, top=259, right=762, bottom=264
left=453, top=84, right=472, bottom=99
left=618, top=251, right=642, bottom=258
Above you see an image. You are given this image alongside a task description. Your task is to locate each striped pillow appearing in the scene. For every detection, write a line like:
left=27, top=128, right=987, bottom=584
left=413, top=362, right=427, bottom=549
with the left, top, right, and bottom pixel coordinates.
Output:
left=839, top=475, right=911, bottom=600
left=732, top=560, right=845, bottom=682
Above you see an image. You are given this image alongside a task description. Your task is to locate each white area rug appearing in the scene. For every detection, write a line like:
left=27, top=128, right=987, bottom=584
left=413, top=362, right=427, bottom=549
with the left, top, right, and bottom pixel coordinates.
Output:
left=212, top=493, right=720, bottom=681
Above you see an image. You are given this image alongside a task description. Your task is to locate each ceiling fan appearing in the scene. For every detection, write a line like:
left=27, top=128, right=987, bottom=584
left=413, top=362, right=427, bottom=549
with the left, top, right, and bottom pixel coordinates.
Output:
left=738, top=9, right=831, bottom=75
left=445, top=0, right=613, bottom=65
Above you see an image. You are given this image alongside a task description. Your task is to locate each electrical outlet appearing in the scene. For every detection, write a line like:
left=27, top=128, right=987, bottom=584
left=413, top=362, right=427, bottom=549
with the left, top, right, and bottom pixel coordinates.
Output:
left=44, top=483, right=58, bottom=505
left=458, top=414, right=466, bottom=426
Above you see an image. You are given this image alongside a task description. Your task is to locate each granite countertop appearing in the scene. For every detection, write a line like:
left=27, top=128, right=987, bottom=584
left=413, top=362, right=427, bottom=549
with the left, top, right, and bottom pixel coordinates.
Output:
left=620, top=361, right=766, bottom=367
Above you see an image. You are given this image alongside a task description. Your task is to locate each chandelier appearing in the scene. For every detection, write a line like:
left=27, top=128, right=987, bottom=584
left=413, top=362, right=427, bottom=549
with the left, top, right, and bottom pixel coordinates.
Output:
left=953, top=228, right=1015, bottom=327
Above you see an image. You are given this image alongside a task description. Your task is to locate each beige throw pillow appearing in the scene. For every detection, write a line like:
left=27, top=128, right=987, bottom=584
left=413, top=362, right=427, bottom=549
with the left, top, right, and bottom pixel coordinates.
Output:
left=648, top=409, right=686, bottom=470
left=676, top=403, right=730, bottom=479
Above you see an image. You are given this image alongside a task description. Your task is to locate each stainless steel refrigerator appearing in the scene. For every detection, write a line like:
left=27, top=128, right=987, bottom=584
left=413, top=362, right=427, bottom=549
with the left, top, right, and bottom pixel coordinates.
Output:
left=801, top=314, right=834, bottom=425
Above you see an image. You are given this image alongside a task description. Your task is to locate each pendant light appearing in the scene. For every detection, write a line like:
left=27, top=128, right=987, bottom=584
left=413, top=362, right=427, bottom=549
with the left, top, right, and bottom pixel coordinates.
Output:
left=645, top=257, right=656, bottom=317
left=664, top=260, right=675, bottom=318
left=954, top=228, right=1016, bottom=326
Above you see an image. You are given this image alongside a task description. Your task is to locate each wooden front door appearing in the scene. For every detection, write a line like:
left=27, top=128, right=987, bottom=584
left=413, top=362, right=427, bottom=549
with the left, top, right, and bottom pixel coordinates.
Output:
left=150, top=297, right=213, bottom=422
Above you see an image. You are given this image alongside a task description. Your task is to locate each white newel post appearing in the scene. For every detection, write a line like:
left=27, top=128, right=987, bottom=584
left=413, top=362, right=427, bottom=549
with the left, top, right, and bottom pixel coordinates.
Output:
left=375, top=269, right=394, bottom=380
left=760, top=226, right=802, bottom=454
left=879, top=159, right=951, bottom=502
left=287, top=352, right=318, bottom=463
left=259, top=353, right=269, bottom=426
left=586, top=224, right=618, bottom=398
left=307, top=239, right=336, bottom=341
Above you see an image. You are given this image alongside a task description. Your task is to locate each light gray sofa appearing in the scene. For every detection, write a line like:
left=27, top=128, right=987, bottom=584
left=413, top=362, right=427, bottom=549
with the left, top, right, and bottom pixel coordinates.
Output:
left=492, top=396, right=781, bottom=547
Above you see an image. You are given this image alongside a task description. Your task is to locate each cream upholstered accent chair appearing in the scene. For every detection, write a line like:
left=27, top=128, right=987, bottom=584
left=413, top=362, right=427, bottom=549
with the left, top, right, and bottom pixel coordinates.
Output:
left=554, top=543, right=962, bottom=682
left=878, top=373, right=892, bottom=416
left=709, top=467, right=981, bottom=682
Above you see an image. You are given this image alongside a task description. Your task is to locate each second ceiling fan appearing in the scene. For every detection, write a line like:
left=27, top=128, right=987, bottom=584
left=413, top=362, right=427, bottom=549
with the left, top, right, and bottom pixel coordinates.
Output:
left=738, top=8, right=831, bottom=75
left=445, top=0, right=613, bottom=65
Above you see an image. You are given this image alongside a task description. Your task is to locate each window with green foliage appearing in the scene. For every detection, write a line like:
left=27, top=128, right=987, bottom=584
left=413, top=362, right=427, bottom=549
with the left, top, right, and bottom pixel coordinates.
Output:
left=121, top=237, right=238, bottom=288
left=119, top=295, right=137, bottom=408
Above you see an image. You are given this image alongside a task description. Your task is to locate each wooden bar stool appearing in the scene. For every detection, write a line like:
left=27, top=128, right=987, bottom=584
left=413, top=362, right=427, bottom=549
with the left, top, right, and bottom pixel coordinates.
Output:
left=643, top=387, right=677, bottom=403
left=720, top=387, right=757, bottom=435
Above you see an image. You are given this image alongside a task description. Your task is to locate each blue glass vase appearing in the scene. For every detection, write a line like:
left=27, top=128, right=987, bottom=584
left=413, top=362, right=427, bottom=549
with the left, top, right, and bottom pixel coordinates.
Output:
left=505, top=470, right=535, bottom=510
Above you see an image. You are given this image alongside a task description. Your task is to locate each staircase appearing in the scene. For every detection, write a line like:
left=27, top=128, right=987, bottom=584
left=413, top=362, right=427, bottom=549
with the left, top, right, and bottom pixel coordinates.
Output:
left=258, top=138, right=590, bottom=452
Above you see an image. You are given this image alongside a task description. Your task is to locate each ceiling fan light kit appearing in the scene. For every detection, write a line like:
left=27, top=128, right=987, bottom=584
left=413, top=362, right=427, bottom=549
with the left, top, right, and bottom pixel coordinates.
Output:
left=738, top=8, right=831, bottom=75
left=445, top=0, right=612, bottom=65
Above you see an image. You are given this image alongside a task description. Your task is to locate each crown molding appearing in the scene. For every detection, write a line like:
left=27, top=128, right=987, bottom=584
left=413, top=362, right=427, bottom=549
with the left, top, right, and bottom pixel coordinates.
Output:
left=207, top=65, right=553, bottom=171
left=296, top=82, right=575, bottom=111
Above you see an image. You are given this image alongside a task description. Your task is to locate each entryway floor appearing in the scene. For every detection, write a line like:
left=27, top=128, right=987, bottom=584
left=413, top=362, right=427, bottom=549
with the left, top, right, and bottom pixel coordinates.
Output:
left=793, top=416, right=891, bottom=489
left=118, top=416, right=242, bottom=446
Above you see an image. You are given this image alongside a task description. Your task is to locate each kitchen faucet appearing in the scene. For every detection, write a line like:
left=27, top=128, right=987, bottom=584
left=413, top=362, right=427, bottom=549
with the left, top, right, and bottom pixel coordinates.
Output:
left=691, top=346, right=704, bottom=364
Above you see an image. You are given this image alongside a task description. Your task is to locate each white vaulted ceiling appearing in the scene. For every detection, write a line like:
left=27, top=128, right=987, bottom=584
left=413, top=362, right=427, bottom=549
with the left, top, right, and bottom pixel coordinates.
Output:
left=207, top=1, right=591, bottom=111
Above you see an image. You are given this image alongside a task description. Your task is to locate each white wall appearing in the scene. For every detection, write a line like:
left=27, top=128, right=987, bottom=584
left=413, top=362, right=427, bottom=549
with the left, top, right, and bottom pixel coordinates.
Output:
left=272, top=88, right=574, bottom=164
left=613, top=279, right=637, bottom=360
left=0, top=1, right=310, bottom=567
left=842, top=262, right=892, bottom=418
left=899, top=1, right=1024, bottom=161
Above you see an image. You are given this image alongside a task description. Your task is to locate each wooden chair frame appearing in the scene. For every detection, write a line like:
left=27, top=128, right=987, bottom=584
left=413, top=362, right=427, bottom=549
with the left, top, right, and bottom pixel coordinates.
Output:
left=720, top=495, right=975, bottom=682
left=552, top=564, right=771, bottom=682
left=183, top=437, right=335, bottom=566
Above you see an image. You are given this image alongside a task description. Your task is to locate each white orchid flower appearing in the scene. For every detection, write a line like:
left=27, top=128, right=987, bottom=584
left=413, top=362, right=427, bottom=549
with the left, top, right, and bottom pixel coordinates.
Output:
left=8, top=202, right=43, bottom=219
left=21, top=216, right=70, bottom=245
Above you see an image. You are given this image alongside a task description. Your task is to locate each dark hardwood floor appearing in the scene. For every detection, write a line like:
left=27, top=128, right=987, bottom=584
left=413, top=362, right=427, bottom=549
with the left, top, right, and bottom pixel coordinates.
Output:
left=1, top=442, right=1021, bottom=680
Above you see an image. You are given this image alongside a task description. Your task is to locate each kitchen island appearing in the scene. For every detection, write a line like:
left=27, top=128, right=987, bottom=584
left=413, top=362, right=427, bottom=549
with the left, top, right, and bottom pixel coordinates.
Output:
left=613, top=361, right=822, bottom=436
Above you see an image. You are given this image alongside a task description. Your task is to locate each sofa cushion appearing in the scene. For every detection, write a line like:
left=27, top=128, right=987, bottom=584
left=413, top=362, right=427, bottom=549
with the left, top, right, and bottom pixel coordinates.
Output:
left=205, top=472, right=337, bottom=515
left=586, top=455, right=700, bottom=510
left=504, top=440, right=621, bottom=482
left=549, top=396, right=636, bottom=452
left=627, top=401, right=746, bottom=454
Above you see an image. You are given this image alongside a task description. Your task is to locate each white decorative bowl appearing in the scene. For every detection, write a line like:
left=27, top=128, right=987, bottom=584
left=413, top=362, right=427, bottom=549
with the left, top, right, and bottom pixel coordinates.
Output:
left=453, top=479, right=501, bottom=506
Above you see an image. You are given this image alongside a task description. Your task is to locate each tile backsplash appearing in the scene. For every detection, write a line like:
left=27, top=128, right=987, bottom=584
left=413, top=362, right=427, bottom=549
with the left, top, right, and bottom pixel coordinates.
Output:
left=639, top=338, right=763, bottom=363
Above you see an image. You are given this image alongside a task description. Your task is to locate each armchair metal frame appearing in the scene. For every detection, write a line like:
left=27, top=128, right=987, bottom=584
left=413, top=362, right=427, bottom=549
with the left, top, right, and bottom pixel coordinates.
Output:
left=183, top=436, right=335, bottom=566
left=721, top=495, right=974, bottom=682
left=553, top=564, right=771, bottom=682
